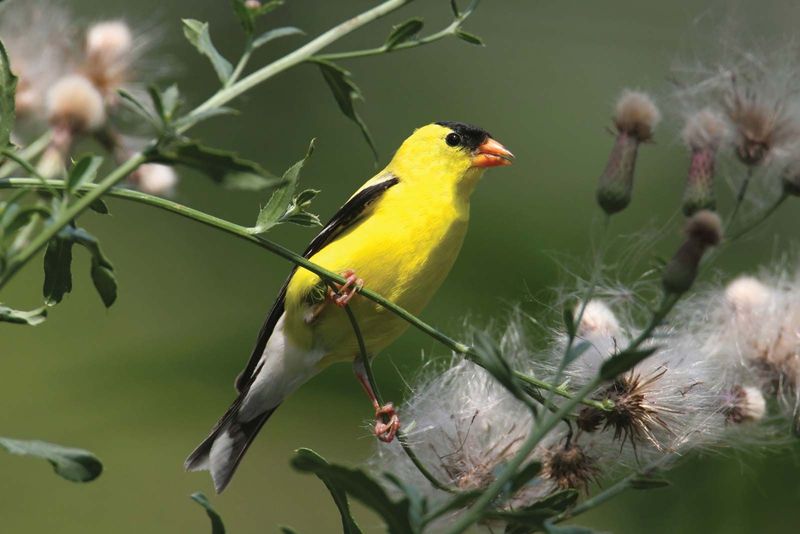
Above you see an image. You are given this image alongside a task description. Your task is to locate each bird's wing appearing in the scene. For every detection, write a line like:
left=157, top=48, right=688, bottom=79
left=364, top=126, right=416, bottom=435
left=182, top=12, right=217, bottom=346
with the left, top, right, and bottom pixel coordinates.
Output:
left=234, top=173, right=400, bottom=392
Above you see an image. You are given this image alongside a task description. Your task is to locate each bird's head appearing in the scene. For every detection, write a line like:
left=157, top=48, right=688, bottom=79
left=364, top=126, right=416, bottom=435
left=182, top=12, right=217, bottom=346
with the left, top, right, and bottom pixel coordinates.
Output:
left=388, top=122, right=513, bottom=190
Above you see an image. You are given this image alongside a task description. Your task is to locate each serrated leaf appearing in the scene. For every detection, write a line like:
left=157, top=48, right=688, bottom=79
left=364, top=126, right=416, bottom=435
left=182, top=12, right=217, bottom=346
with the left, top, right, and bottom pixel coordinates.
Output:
left=42, top=236, right=74, bottom=306
left=182, top=19, right=233, bottom=84
left=599, top=347, right=659, bottom=380
left=0, top=437, right=102, bottom=482
left=291, top=448, right=412, bottom=534
left=0, top=304, right=47, bottom=326
left=254, top=140, right=315, bottom=233
left=190, top=492, right=226, bottom=534
left=153, top=141, right=281, bottom=190
left=252, top=26, right=304, bottom=49
left=67, top=155, right=103, bottom=194
left=385, top=18, right=423, bottom=50
left=68, top=227, right=117, bottom=308
left=313, top=59, right=377, bottom=161
left=455, top=29, right=484, bottom=46
left=0, top=39, right=18, bottom=149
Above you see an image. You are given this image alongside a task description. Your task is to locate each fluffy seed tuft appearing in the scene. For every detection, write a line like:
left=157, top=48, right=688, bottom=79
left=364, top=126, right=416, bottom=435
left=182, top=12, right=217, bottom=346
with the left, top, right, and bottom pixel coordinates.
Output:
left=724, top=386, right=767, bottom=423
left=682, top=108, right=729, bottom=151
left=134, top=164, right=179, bottom=197
left=86, top=20, right=133, bottom=63
left=613, top=90, right=661, bottom=141
left=685, top=210, right=723, bottom=246
left=45, top=74, right=106, bottom=131
left=725, top=276, right=772, bottom=314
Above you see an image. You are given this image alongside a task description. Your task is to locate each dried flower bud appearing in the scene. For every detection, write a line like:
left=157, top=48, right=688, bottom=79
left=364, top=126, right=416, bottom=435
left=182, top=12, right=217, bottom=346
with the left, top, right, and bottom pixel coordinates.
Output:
left=541, top=443, right=599, bottom=492
left=681, top=110, right=729, bottom=216
left=132, top=164, right=178, bottom=196
left=724, top=385, right=766, bottom=423
left=662, top=210, right=722, bottom=294
left=576, top=407, right=604, bottom=433
left=725, top=90, right=796, bottom=166
left=45, top=75, right=106, bottom=132
left=597, top=90, right=660, bottom=214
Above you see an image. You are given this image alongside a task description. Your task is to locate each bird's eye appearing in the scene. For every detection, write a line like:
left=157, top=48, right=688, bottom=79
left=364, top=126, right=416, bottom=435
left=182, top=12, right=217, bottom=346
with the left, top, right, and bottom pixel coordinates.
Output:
left=445, top=133, right=461, bottom=147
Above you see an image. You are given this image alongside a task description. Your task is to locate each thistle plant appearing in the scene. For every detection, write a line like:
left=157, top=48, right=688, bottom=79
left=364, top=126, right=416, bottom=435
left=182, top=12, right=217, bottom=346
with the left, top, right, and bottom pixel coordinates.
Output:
left=1, top=1, right=799, bottom=533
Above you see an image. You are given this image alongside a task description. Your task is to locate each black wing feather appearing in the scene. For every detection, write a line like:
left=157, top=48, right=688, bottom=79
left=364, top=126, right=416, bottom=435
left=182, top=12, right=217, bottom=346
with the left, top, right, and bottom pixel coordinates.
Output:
left=234, top=174, right=399, bottom=392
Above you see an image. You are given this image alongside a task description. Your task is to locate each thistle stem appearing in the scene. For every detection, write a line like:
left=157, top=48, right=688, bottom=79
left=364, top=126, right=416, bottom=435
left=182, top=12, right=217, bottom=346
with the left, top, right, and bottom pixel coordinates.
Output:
left=725, top=166, right=754, bottom=233
left=0, top=131, right=52, bottom=179
left=727, top=193, right=788, bottom=241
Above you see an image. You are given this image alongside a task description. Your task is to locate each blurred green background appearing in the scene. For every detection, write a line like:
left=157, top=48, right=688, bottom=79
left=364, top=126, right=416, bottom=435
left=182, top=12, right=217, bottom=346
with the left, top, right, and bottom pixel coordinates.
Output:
left=2, top=0, right=800, bottom=532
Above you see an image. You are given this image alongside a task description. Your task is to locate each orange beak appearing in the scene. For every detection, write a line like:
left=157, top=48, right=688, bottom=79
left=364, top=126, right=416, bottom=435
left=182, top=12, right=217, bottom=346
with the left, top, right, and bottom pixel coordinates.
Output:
left=471, top=137, right=514, bottom=168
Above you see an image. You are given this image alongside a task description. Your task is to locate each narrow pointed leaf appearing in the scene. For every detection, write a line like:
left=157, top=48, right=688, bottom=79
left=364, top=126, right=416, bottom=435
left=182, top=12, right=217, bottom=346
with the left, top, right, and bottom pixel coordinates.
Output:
left=254, top=140, right=315, bottom=233
left=42, top=236, right=74, bottom=306
left=385, top=18, right=423, bottom=50
left=252, top=26, right=304, bottom=49
left=630, top=474, right=670, bottom=490
left=182, top=19, right=233, bottom=84
left=191, top=492, right=226, bottom=534
left=312, top=59, right=377, bottom=161
left=0, top=437, right=102, bottom=482
left=0, top=40, right=17, bottom=149
left=599, top=347, right=659, bottom=380
left=455, top=29, right=484, bottom=46
left=472, top=330, right=526, bottom=401
left=67, top=155, right=103, bottom=194
left=118, top=89, right=159, bottom=126
left=0, top=304, right=47, bottom=326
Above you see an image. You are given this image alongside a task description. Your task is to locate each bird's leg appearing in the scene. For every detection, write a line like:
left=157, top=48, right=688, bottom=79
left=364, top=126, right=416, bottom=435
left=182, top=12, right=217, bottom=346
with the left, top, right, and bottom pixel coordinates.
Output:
left=353, top=358, right=400, bottom=443
left=329, top=269, right=364, bottom=307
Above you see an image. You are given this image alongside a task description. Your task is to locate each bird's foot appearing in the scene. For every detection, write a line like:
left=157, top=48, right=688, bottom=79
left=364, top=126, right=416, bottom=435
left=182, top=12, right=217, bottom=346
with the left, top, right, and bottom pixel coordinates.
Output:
left=329, top=269, right=364, bottom=307
left=374, top=402, right=400, bottom=443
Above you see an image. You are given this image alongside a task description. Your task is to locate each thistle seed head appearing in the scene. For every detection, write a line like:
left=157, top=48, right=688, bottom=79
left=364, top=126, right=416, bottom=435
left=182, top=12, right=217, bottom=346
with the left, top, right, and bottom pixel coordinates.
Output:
left=681, top=108, right=729, bottom=151
left=576, top=300, right=621, bottom=338
left=724, top=385, right=767, bottom=423
left=542, top=442, right=600, bottom=492
left=614, top=90, right=661, bottom=142
left=724, top=88, right=798, bottom=166
left=725, top=276, right=772, bottom=315
left=45, top=74, right=106, bottom=132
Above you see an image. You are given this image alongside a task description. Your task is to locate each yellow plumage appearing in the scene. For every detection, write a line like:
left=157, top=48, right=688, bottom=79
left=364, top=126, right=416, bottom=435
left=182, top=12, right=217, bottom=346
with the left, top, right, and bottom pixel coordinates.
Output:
left=186, top=121, right=513, bottom=493
left=285, top=123, right=484, bottom=365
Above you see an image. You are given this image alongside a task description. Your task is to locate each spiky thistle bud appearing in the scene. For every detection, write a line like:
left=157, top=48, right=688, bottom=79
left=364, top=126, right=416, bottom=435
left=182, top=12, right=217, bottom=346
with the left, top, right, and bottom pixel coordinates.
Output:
left=662, top=210, right=722, bottom=294
left=681, top=109, right=729, bottom=216
left=45, top=74, right=106, bottom=133
left=724, top=385, right=767, bottom=424
left=597, top=90, right=661, bottom=215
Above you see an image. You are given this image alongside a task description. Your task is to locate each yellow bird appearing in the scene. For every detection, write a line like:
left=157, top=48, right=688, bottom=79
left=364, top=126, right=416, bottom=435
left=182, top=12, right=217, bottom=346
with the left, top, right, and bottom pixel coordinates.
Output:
left=185, top=121, right=513, bottom=492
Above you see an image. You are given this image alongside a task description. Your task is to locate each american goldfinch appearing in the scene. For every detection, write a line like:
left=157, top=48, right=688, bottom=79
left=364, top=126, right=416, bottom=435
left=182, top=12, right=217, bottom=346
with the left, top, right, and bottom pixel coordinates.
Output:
left=186, top=121, right=514, bottom=492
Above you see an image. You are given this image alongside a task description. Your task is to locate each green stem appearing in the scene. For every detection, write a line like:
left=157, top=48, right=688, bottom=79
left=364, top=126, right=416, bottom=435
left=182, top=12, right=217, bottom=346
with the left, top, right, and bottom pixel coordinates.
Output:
left=226, top=39, right=254, bottom=87
left=727, top=193, right=788, bottom=241
left=725, top=166, right=754, bottom=233
left=314, top=18, right=460, bottom=61
left=0, top=153, right=147, bottom=292
left=0, top=131, right=52, bottom=179
left=513, top=371, right=610, bottom=411
left=182, top=0, right=414, bottom=129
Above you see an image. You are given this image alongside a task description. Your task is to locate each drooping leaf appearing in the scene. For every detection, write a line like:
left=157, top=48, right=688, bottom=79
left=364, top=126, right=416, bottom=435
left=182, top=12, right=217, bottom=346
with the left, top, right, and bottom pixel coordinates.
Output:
left=190, top=492, right=226, bottom=534
left=67, top=155, right=103, bottom=194
left=599, top=347, right=660, bottom=380
left=294, top=449, right=362, bottom=534
left=252, top=26, right=304, bottom=49
left=312, top=59, right=377, bottom=161
left=471, top=330, right=526, bottom=401
left=0, top=39, right=18, bottom=149
left=384, top=473, right=426, bottom=531
left=69, top=227, right=117, bottom=308
left=153, top=141, right=282, bottom=190
left=455, top=29, right=484, bottom=46
left=291, top=448, right=414, bottom=534
left=253, top=140, right=315, bottom=233
left=384, top=18, right=424, bottom=50
left=0, top=304, right=47, bottom=326
left=0, top=437, right=102, bottom=482
left=182, top=19, right=233, bottom=84
left=42, top=235, right=74, bottom=306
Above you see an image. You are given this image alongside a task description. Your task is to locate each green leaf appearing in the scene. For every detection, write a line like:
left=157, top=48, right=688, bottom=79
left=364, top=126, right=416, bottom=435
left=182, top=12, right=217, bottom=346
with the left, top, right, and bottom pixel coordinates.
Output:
left=563, top=302, right=576, bottom=338
left=153, top=141, right=282, bottom=190
left=42, top=235, right=74, bottom=306
left=544, top=522, right=597, bottom=534
left=118, top=89, right=159, bottom=126
left=69, top=227, right=118, bottom=308
left=291, top=448, right=413, bottom=534
left=182, top=19, right=233, bottom=84
left=2, top=205, right=50, bottom=235
left=252, top=26, right=305, bottom=49
left=190, top=492, right=226, bottom=534
left=565, top=340, right=590, bottom=366
left=507, top=461, right=542, bottom=495
left=455, top=29, right=484, bottom=46
left=450, top=0, right=461, bottom=17
left=384, top=473, right=426, bottom=531
left=67, top=155, right=103, bottom=194
left=0, top=39, right=18, bottom=149
left=88, top=198, right=110, bottom=215
left=472, top=330, right=526, bottom=401
left=599, top=347, right=659, bottom=380
left=0, top=437, right=102, bottom=482
left=385, top=18, right=424, bottom=50
left=253, top=140, right=315, bottom=233
left=0, top=304, right=47, bottom=326
left=313, top=59, right=378, bottom=161
left=279, top=528, right=299, bottom=534
left=173, top=107, right=238, bottom=131
left=300, top=449, right=363, bottom=534
left=488, top=490, right=579, bottom=534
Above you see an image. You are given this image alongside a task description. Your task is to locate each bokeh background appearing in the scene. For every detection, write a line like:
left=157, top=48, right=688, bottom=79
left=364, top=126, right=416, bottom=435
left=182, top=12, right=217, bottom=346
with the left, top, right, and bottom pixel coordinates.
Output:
left=2, top=0, right=800, bottom=532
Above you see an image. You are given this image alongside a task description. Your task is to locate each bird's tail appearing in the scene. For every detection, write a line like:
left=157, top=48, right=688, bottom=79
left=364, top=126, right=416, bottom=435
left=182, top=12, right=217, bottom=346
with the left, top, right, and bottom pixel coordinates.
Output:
left=184, top=397, right=278, bottom=493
